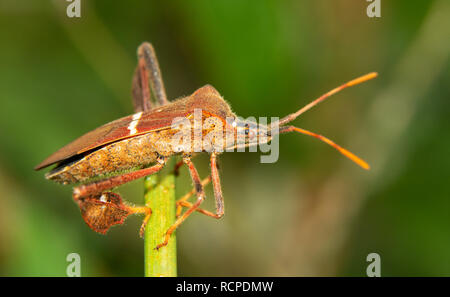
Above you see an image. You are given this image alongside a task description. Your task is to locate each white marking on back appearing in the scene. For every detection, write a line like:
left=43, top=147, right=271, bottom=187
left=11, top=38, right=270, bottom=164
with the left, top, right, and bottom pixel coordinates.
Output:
left=128, top=111, right=143, bottom=135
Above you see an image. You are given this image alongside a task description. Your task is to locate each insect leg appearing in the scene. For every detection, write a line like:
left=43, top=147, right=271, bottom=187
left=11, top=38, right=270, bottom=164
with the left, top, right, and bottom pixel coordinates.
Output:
left=73, top=191, right=151, bottom=236
left=73, top=160, right=166, bottom=199
left=132, top=42, right=168, bottom=112
left=132, top=205, right=152, bottom=238
left=209, top=153, right=225, bottom=218
left=173, top=155, right=218, bottom=178
left=132, top=52, right=153, bottom=112
left=156, top=156, right=204, bottom=250
left=176, top=176, right=211, bottom=217
left=176, top=153, right=225, bottom=218
left=173, top=159, right=184, bottom=176
left=72, top=160, right=166, bottom=235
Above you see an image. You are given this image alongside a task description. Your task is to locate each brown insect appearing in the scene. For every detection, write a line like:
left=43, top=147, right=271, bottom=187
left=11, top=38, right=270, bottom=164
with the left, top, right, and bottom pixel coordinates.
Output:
left=35, top=42, right=377, bottom=249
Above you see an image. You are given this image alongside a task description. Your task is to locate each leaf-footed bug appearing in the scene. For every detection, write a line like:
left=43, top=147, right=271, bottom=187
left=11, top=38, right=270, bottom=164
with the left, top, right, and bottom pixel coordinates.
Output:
left=35, top=42, right=377, bottom=249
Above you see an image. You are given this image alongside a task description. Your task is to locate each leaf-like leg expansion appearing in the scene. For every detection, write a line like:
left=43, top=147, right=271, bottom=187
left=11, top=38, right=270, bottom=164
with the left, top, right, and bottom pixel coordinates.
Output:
left=72, top=160, right=166, bottom=235
left=73, top=192, right=151, bottom=235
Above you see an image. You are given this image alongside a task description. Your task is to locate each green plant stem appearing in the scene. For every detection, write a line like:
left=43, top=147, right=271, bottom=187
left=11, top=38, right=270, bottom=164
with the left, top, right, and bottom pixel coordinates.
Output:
left=144, top=173, right=177, bottom=277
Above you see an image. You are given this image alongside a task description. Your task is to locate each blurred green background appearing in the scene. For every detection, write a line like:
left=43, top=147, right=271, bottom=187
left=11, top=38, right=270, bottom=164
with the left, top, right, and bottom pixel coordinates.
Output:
left=0, top=0, right=448, bottom=276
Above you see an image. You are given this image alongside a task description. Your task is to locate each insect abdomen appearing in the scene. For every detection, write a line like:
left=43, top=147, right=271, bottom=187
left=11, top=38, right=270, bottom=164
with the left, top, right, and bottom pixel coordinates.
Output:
left=46, top=132, right=162, bottom=184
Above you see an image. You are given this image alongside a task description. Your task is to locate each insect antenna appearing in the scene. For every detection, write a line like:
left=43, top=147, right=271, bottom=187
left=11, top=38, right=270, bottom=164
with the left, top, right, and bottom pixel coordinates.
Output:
left=274, top=72, right=378, bottom=127
left=267, top=72, right=377, bottom=169
left=277, top=125, right=370, bottom=170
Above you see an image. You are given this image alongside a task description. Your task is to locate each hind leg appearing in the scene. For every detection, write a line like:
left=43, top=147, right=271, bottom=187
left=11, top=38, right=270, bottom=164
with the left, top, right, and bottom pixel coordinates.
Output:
left=72, top=160, right=166, bottom=235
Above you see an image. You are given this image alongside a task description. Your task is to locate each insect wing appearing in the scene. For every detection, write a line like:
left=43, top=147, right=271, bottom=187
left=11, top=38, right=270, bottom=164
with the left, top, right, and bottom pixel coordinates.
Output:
left=34, top=110, right=186, bottom=170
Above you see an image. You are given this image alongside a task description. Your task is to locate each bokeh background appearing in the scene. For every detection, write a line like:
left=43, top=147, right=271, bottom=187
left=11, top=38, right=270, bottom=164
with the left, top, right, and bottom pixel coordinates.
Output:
left=0, top=0, right=448, bottom=276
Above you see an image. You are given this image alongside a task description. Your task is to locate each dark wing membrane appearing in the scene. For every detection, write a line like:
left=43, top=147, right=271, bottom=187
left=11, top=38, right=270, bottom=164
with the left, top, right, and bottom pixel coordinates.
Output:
left=34, top=108, right=189, bottom=170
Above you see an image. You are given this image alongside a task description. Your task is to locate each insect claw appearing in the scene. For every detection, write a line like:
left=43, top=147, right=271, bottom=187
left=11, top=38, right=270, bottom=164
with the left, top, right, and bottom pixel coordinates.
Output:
left=139, top=226, right=146, bottom=238
left=154, top=241, right=167, bottom=251
left=139, top=213, right=150, bottom=238
left=154, top=231, right=171, bottom=250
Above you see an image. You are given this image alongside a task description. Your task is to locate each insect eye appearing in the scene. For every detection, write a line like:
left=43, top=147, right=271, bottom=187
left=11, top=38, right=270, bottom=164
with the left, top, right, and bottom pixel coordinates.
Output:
left=244, top=123, right=249, bottom=135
